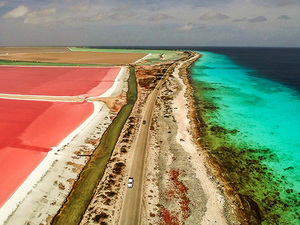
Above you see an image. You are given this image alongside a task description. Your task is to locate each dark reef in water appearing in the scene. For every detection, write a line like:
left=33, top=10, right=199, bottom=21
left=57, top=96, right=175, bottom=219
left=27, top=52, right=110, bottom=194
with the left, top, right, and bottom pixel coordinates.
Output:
left=190, top=78, right=300, bottom=224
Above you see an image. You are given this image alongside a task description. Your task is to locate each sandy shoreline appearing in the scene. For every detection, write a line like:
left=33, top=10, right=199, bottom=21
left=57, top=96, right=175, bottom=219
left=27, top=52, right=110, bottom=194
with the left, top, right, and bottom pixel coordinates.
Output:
left=140, top=53, right=238, bottom=224
left=0, top=66, right=129, bottom=225
left=77, top=52, right=240, bottom=224
left=173, top=59, right=229, bottom=224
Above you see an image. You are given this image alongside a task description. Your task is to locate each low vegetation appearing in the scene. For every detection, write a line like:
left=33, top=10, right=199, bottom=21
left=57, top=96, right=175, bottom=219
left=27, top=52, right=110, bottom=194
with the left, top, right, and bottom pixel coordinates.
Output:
left=52, top=67, right=137, bottom=225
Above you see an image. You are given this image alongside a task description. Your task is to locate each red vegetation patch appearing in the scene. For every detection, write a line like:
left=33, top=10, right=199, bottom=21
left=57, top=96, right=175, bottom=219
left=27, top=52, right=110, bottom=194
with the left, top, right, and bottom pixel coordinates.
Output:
left=159, top=169, right=191, bottom=224
left=169, top=169, right=190, bottom=219
left=160, top=208, right=180, bottom=225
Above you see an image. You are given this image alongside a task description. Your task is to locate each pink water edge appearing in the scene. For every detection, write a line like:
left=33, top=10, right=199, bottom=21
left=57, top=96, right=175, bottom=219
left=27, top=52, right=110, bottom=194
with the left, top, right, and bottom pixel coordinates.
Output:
left=0, top=99, right=94, bottom=207
left=0, top=66, right=120, bottom=97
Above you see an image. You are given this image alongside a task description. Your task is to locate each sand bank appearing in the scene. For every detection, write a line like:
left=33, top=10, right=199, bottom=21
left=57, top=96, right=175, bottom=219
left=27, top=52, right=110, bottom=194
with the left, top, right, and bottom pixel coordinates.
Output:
left=134, top=53, right=151, bottom=64
left=140, top=55, right=234, bottom=224
left=0, top=51, right=147, bottom=65
left=77, top=53, right=239, bottom=224
left=0, top=94, right=85, bottom=102
left=97, top=67, right=128, bottom=98
left=172, top=58, right=229, bottom=224
left=0, top=66, right=130, bottom=225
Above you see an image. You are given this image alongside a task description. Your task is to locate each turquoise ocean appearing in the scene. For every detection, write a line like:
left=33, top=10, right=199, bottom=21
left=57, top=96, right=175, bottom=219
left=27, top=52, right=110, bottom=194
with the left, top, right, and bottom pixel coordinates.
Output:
left=188, top=48, right=300, bottom=224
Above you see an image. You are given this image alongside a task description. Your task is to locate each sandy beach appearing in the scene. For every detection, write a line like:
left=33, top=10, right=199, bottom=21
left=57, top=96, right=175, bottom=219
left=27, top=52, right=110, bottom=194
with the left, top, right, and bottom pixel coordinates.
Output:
left=77, top=52, right=240, bottom=224
left=140, top=54, right=238, bottom=224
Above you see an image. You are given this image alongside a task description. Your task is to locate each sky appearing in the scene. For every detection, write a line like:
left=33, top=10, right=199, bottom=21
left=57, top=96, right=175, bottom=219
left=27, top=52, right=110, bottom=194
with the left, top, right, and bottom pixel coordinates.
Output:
left=0, top=0, right=299, bottom=47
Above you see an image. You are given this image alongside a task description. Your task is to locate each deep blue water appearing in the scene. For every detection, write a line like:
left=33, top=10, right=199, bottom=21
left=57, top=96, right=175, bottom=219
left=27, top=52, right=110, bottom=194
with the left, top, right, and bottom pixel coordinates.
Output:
left=187, top=47, right=300, bottom=91
left=188, top=47, right=300, bottom=224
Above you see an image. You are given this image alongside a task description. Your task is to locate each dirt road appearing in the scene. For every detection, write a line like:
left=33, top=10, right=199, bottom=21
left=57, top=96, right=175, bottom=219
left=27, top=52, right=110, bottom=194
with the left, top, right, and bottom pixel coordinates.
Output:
left=118, top=66, right=173, bottom=225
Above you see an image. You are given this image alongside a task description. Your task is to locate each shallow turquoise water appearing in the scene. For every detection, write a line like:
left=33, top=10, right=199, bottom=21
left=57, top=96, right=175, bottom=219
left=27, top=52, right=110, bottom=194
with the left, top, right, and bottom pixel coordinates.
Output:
left=191, top=52, right=300, bottom=223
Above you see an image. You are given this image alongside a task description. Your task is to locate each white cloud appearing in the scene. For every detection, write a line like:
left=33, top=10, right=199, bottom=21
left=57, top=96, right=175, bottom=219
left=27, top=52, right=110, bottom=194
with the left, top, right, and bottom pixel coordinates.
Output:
left=199, top=11, right=229, bottom=20
left=150, top=13, right=171, bottom=21
left=233, top=18, right=247, bottom=22
left=254, top=0, right=300, bottom=7
left=75, top=12, right=107, bottom=23
left=274, top=0, right=299, bottom=7
left=24, top=7, right=57, bottom=24
left=176, top=23, right=194, bottom=32
left=108, top=12, right=134, bottom=21
left=68, top=2, right=90, bottom=12
left=0, top=0, right=300, bottom=47
left=2, top=5, right=29, bottom=19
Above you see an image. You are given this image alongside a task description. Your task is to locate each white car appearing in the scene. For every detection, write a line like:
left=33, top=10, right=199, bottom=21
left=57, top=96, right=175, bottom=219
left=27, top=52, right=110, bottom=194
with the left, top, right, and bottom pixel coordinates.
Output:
left=128, top=177, right=134, bottom=188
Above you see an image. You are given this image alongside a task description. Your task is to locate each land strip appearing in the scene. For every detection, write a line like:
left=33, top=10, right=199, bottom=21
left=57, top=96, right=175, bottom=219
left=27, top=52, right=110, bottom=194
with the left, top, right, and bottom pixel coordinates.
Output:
left=76, top=51, right=242, bottom=225
left=51, top=67, right=137, bottom=225
left=0, top=94, right=85, bottom=102
left=118, top=58, right=178, bottom=225
left=70, top=47, right=183, bottom=65
left=0, top=47, right=70, bottom=54
left=0, top=94, right=123, bottom=104
left=141, top=53, right=238, bottom=224
left=0, top=52, right=147, bottom=65
left=78, top=55, right=181, bottom=225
